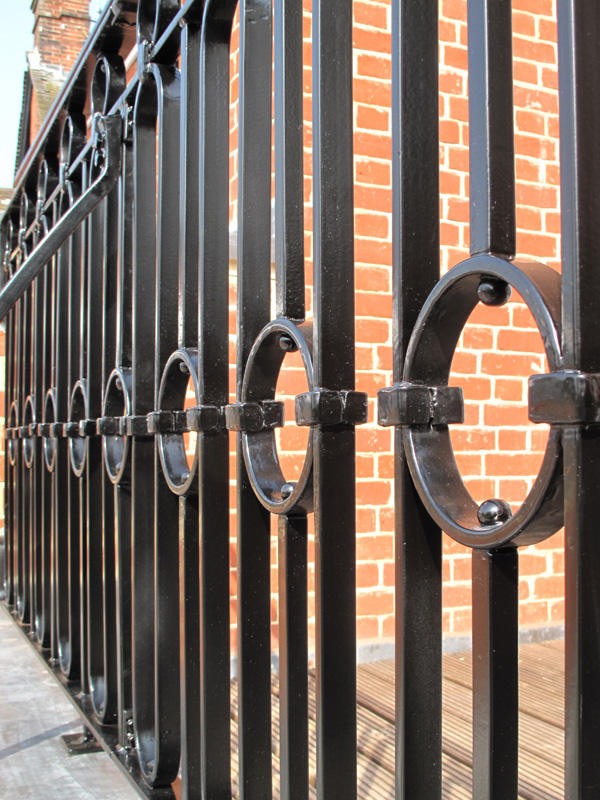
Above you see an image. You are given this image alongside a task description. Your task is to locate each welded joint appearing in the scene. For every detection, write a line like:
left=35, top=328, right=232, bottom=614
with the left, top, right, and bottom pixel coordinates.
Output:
left=529, top=371, right=600, bottom=425
left=295, top=389, right=369, bottom=427
left=225, top=401, right=284, bottom=432
left=377, top=383, right=464, bottom=427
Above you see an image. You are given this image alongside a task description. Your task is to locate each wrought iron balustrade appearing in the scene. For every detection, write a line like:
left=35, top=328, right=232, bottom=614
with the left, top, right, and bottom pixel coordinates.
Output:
left=2, top=0, right=600, bottom=799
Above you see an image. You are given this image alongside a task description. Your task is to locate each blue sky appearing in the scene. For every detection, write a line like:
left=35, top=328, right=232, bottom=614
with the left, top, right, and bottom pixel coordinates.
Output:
left=0, top=0, right=34, bottom=188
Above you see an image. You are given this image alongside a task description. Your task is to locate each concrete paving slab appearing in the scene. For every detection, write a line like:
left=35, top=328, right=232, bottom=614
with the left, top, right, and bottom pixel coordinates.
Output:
left=0, top=606, right=139, bottom=799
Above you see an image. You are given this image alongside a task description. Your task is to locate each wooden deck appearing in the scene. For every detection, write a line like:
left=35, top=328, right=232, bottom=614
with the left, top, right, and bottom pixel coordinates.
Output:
left=229, top=639, right=565, bottom=799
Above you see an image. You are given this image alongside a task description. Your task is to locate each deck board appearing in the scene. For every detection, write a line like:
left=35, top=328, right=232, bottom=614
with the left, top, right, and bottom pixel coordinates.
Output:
left=226, top=639, right=565, bottom=799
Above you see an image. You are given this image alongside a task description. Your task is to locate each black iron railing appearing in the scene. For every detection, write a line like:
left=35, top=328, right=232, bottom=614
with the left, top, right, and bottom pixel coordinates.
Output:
left=2, top=0, right=600, bottom=798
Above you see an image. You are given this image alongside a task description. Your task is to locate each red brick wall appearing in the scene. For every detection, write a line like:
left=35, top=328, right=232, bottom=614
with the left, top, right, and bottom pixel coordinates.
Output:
left=227, top=0, right=565, bottom=651
left=6, top=0, right=565, bottom=653
left=352, top=0, right=563, bottom=641
left=31, top=0, right=90, bottom=71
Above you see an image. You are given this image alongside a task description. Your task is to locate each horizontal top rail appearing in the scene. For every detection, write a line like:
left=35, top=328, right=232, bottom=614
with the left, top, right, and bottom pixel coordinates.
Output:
left=0, top=114, right=122, bottom=320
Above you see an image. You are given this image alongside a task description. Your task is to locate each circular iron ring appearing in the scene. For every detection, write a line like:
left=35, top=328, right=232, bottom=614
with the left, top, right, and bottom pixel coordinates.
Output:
left=43, top=390, right=57, bottom=472
left=22, top=395, right=36, bottom=469
left=403, top=254, right=564, bottom=549
left=102, top=367, right=132, bottom=485
left=7, top=401, right=19, bottom=466
left=157, top=349, right=200, bottom=496
left=68, top=381, right=89, bottom=477
left=242, top=319, right=314, bottom=515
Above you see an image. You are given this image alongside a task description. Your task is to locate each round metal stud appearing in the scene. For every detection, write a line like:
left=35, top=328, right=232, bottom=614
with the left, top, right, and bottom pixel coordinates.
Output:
left=403, top=253, right=564, bottom=549
left=241, top=319, right=314, bottom=515
left=102, top=367, right=132, bottom=485
left=279, top=335, right=298, bottom=353
left=477, top=277, right=512, bottom=307
left=477, top=499, right=513, bottom=526
left=281, top=482, right=296, bottom=499
left=157, top=349, right=200, bottom=496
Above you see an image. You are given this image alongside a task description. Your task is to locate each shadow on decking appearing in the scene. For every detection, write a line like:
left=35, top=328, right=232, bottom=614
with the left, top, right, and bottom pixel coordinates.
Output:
left=226, top=640, right=564, bottom=800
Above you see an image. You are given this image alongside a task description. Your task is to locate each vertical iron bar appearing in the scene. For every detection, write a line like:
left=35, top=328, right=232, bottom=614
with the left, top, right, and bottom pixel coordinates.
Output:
left=37, top=218, right=54, bottom=647
left=57, top=182, right=82, bottom=680
left=152, top=62, right=182, bottom=788
left=467, top=3, right=519, bottom=796
left=101, top=161, right=120, bottom=726
left=77, top=164, right=89, bottom=694
left=114, top=111, right=134, bottom=751
left=87, top=169, right=119, bottom=723
left=467, top=0, right=516, bottom=257
left=278, top=514, right=308, bottom=800
left=33, top=249, right=46, bottom=642
left=236, top=2, right=274, bottom=798
left=312, top=0, right=357, bottom=796
left=86, top=188, right=106, bottom=715
left=19, top=281, right=31, bottom=625
left=557, top=4, right=600, bottom=799
left=132, top=80, right=159, bottom=781
left=273, top=1, right=308, bottom=793
left=472, top=549, right=519, bottom=799
left=132, top=64, right=181, bottom=786
left=274, top=0, right=304, bottom=322
left=392, top=3, right=442, bottom=798
left=178, top=18, right=201, bottom=800
left=195, top=6, right=237, bottom=798
left=54, top=208, right=71, bottom=674
left=4, top=241, right=15, bottom=607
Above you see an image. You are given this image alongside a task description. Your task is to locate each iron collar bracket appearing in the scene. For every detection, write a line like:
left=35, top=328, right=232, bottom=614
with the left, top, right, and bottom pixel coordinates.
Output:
left=295, top=389, right=368, bottom=427
left=529, top=371, right=600, bottom=425
left=377, top=383, right=464, bottom=428
left=225, top=401, right=285, bottom=433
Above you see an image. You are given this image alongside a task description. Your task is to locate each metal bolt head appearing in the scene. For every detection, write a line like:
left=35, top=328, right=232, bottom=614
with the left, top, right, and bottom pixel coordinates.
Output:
left=477, top=498, right=513, bottom=526
left=281, top=482, right=296, bottom=499
left=179, top=361, right=190, bottom=375
left=477, top=278, right=512, bottom=307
